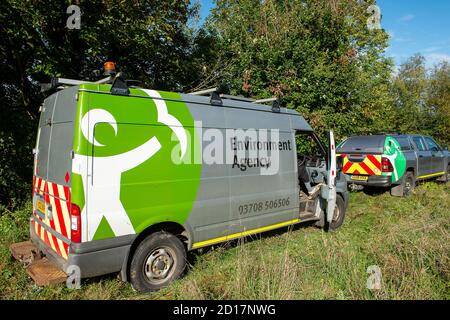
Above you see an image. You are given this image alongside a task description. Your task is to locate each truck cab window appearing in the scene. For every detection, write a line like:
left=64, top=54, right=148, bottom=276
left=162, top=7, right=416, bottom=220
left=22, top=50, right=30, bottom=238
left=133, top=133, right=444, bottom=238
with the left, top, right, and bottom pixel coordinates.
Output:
left=425, top=137, right=441, bottom=152
left=396, top=136, right=412, bottom=151
left=412, top=137, right=426, bottom=151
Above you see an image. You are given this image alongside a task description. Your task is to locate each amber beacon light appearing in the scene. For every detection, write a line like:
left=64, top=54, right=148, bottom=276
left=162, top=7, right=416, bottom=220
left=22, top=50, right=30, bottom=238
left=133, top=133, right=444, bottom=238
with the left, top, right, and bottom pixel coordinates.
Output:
left=103, top=61, right=116, bottom=76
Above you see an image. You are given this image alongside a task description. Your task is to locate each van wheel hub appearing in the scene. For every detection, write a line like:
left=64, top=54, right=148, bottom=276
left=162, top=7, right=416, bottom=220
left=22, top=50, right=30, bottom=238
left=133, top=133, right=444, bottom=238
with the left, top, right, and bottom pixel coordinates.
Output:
left=404, top=178, right=413, bottom=193
left=333, top=205, right=340, bottom=221
left=144, top=247, right=175, bottom=282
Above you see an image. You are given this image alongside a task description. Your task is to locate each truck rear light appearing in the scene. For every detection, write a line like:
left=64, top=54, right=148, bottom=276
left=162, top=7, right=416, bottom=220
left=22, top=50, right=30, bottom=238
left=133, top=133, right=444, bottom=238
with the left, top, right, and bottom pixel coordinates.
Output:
left=71, top=204, right=81, bottom=243
left=381, top=157, right=393, bottom=173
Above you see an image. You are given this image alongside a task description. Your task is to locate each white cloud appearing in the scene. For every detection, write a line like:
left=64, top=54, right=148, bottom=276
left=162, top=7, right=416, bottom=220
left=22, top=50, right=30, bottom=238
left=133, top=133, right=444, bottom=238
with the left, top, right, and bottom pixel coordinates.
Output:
left=399, top=14, right=415, bottom=22
left=425, top=53, right=450, bottom=68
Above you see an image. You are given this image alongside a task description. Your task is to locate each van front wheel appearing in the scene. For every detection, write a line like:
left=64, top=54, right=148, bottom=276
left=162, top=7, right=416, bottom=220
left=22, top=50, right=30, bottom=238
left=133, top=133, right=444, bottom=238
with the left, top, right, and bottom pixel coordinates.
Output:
left=130, top=232, right=186, bottom=292
left=329, top=194, right=346, bottom=230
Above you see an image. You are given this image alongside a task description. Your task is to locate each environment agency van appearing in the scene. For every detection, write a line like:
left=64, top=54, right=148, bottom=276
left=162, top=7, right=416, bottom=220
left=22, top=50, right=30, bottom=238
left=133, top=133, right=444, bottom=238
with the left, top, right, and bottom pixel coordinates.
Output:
left=13, top=66, right=349, bottom=292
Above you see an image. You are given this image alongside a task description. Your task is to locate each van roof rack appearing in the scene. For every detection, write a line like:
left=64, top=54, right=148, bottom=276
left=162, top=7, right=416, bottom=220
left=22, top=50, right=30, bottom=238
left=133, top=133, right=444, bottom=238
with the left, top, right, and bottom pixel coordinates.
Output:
left=188, top=87, right=255, bottom=102
left=40, top=76, right=114, bottom=92
left=41, top=81, right=283, bottom=112
left=188, top=87, right=278, bottom=104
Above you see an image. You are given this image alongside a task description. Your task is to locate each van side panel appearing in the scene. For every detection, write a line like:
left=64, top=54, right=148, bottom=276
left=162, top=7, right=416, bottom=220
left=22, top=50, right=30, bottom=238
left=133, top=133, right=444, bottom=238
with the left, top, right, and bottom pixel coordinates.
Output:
left=183, top=103, right=231, bottom=244
left=183, top=101, right=300, bottom=246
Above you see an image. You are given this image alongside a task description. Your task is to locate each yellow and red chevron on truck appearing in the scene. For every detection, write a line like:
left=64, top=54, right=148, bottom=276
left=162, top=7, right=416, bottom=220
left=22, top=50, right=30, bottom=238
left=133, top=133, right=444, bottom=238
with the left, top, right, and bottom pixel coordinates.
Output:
left=340, top=154, right=383, bottom=176
left=337, top=135, right=406, bottom=186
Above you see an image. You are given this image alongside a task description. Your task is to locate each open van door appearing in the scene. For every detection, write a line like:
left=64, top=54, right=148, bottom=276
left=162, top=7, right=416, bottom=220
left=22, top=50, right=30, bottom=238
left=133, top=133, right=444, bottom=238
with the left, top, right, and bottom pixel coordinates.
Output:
left=326, top=130, right=337, bottom=224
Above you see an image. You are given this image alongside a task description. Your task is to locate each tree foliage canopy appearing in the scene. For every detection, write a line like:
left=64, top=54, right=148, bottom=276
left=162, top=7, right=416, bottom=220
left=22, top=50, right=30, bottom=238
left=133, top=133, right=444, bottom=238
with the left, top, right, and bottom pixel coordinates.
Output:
left=0, top=0, right=209, bottom=206
left=204, top=0, right=396, bottom=141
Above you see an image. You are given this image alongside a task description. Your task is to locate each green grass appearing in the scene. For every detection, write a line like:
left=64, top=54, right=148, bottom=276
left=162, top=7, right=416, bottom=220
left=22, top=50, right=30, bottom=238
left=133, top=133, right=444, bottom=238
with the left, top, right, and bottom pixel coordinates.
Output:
left=1, top=182, right=449, bottom=300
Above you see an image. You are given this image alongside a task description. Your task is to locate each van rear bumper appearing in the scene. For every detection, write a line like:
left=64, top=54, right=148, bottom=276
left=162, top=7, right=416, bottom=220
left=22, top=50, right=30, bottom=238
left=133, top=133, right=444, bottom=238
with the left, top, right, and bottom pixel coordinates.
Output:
left=346, top=175, right=392, bottom=187
left=30, top=219, right=135, bottom=278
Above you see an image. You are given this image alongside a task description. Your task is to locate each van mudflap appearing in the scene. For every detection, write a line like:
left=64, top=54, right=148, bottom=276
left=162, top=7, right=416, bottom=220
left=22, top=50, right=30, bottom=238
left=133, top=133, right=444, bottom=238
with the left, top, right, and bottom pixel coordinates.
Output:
left=10, top=240, right=67, bottom=286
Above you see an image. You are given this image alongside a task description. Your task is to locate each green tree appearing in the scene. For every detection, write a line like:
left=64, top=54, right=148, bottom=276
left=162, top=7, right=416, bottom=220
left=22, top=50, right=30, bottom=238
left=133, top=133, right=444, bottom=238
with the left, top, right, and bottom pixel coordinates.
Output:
left=204, top=0, right=394, bottom=142
left=0, top=0, right=209, bottom=207
left=426, top=61, right=450, bottom=147
left=391, top=55, right=450, bottom=147
left=391, top=54, right=428, bottom=133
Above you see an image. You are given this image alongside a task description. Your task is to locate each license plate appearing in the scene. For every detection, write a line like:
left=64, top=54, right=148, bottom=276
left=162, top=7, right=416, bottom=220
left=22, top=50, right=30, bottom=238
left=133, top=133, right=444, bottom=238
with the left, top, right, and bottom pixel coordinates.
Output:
left=351, top=175, right=368, bottom=181
left=36, top=200, right=46, bottom=213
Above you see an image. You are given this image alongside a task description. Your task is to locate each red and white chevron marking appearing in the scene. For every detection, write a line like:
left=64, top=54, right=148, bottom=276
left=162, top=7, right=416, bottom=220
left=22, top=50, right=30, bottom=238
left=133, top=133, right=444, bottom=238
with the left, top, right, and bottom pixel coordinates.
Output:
left=32, top=176, right=71, bottom=259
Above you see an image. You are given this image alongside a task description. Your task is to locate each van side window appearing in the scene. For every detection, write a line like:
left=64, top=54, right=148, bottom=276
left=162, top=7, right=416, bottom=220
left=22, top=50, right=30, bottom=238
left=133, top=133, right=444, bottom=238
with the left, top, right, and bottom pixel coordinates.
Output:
left=412, top=137, right=426, bottom=151
left=424, top=137, right=441, bottom=152
left=396, top=137, right=412, bottom=151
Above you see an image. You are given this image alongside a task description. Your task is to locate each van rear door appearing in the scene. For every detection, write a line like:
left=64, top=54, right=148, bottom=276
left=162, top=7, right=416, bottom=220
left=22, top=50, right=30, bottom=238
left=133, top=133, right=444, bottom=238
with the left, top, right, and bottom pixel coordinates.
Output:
left=33, top=86, right=78, bottom=260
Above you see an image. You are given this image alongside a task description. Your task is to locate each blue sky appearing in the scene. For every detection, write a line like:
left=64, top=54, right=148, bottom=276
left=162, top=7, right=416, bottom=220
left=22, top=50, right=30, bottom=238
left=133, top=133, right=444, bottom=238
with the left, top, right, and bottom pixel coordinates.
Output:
left=198, top=0, right=450, bottom=69
left=378, top=0, right=450, bottom=68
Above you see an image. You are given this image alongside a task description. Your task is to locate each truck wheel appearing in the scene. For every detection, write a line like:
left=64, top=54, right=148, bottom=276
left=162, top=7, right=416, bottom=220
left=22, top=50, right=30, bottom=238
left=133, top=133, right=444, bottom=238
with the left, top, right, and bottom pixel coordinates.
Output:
left=402, top=171, right=415, bottom=196
left=445, top=165, right=450, bottom=183
left=329, top=195, right=346, bottom=230
left=130, top=232, right=186, bottom=293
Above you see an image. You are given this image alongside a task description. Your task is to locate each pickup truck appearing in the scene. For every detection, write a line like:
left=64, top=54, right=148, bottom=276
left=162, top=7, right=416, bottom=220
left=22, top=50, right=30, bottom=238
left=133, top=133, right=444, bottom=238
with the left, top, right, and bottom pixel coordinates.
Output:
left=336, top=134, right=450, bottom=196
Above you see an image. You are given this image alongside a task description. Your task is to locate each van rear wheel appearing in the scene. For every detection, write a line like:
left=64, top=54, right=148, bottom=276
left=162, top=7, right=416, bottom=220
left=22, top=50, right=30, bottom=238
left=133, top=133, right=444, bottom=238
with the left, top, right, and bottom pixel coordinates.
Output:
left=130, top=232, right=186, bottom=292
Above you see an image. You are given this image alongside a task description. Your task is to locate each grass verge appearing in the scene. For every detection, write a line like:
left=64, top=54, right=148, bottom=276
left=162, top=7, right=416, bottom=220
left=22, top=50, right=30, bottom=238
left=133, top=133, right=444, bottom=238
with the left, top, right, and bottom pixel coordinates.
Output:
left=0, top=182, right=448, bottom=299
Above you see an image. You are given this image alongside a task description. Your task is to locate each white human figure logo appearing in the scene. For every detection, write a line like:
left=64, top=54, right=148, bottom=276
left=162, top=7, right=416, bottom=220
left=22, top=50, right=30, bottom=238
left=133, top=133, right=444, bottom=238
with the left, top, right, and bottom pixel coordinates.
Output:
left=384, top=140, right=399, bottom=181
left=72, top=90, right=187, bottom=241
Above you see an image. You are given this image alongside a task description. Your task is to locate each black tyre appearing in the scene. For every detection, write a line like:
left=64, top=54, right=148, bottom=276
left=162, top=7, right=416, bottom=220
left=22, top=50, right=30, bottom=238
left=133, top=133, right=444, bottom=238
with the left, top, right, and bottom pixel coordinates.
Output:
left=445, top=165, right=450, bottom=183
left=402, top=171, right=415, bottom=196
left=328, top=194, right=346, bottom=230
left=130, top=232, right=186, bottom=292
